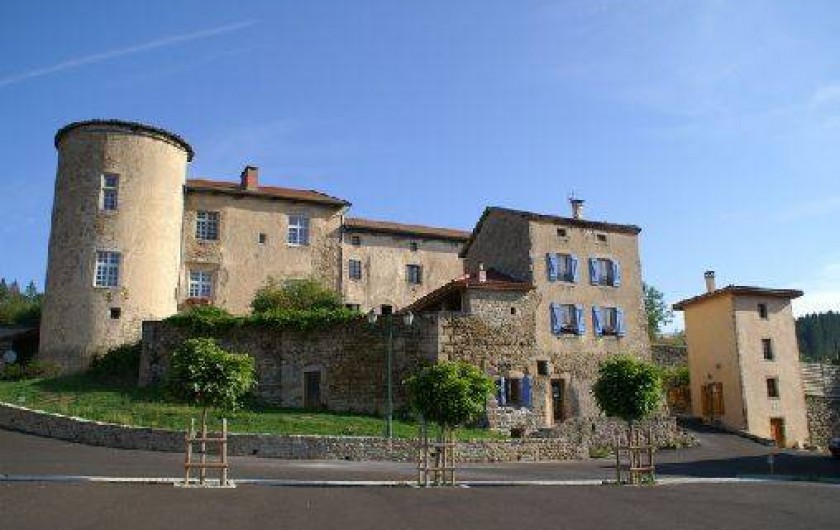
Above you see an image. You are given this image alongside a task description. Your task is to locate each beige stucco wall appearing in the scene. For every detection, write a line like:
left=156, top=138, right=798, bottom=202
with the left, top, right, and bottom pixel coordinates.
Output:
left=181, top=193, right=344, bottom=314
left=528, top=220, right=651, bottom=418
left=39, top=124, right=188, bottom=371
left=463, top=210, right=531, bottom=281
left=340, top=231, right=464, bottom=312
left=683, top=295, right=747, bottom=430
left=733, top=296, right=809, bottom=445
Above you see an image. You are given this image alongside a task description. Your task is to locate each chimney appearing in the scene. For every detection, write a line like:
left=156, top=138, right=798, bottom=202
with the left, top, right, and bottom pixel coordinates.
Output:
left=478, top=263, right=487, bottom=283
left=240, top=165, right=259, bottom=191
left=570, top=198, right=585, bottom=219
left=704, top=270, right=716, bottom=293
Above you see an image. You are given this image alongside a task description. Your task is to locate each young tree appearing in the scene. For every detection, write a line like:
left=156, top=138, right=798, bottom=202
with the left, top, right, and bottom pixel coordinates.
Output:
left=592, top=355, right=663, bottom=425
left=167, top=338, right=256, bottom=427
left=251, top=277, right=342, bottom=313
left=405, top=361, right=495, bottom=437
left=643, top=282, right=674, bottom=340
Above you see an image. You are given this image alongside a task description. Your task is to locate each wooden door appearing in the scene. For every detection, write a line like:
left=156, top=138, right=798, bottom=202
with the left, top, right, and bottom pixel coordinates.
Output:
left=770, top=418, right=786, bottom=447
left=304, top=371, right=321, bottom=409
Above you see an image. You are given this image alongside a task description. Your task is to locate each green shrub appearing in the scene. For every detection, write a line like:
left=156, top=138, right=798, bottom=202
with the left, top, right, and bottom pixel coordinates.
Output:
left=1, top=360, right=61, bottom=381
left=88, top=342, right=142, bottom=383
left=405, top=361, right=495, bottom=432
left=592, top=355, right=663, bottom=423
left=164, top=305, right=238, bottom=333
left=660, top=366, right=690, bottom=390
left=167, top=337, right=256, bottom=423
left=164, top=303, right=359, bottom=334
left=251, top=277, right=342, bottom=313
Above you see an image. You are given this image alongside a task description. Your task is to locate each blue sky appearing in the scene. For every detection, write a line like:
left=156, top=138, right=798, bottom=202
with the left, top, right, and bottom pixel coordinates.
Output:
left=1, top=0, right=839, bottom=326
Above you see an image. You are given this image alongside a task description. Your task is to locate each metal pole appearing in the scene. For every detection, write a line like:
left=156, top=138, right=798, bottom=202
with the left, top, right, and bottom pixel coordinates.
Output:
left=387, top=316, right=394, bottom=440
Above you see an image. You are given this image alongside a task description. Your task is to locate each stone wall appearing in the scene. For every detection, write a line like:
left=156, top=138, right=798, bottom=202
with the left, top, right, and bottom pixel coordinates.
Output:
left=0, top=402, right=692, bottom=462
left=140, top=318, right=437, bottom=414
left=651, top=344, right=688, bottom=368
left=805, top=395, right=840, bottom=449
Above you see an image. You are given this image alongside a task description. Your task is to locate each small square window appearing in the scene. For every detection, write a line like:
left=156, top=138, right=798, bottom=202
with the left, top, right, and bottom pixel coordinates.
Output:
left=380, top=304, right=393, bottom=316
left=348, top=259, right=362, bottom=280
left=407, top=264, right=423, bottom=285
left=345, top=303, right=361, bottom=311
left=258, top=233, right=267, bottom=244
left=596, top=233, right=608, bottom=243
left=410, top=242, right=418, bottom=252
left=510, top=307, right=517, bottom=315
left=537, top=360, right=549, bottom=376
left=762, top=338, right=774, bottom=361
left=350, top=235, right=361, bottom=246
left=557, top=228, right=567, bottom=238
left=196, top=211, right=220, bottom=241
left=109, top=307, right=121, bottom=319
left=766, top=378, right=780, bottom=398
left=758, top=303, right=768, bottom=319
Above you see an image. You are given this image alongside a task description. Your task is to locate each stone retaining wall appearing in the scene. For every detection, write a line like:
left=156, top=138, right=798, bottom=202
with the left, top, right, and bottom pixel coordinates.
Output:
left=0, top=402, right=693, bottom=462
left=805, top=395, right=840, bottom=449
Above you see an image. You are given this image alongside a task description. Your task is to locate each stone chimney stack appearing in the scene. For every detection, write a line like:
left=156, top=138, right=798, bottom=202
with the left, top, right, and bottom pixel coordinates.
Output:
left=704, top=270, right=716, bottom=293
left=240, top=165, right=259, bottom=191
left=478, top=263, right=487, bottom=283
left=570, top=198, right=585, bottom=219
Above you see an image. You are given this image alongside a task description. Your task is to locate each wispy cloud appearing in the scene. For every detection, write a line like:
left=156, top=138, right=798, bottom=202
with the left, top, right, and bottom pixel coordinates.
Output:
left=0, top=20, right=256, bottom=88
left=793, top=261, right=840, bottom=316
left=811, top=81, right=840, bottom=107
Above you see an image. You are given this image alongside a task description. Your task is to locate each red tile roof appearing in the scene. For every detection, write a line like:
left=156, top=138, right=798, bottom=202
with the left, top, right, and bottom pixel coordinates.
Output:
left=345, top=217, right=471, bottom=241
left=402, top=269, right=533, bottom=314
left=673, top=285, right=804, bottom=310
left=186, top=179, right=350, bottom=207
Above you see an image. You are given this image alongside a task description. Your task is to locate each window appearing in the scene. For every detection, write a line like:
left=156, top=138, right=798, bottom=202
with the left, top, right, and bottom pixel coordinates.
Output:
left=258, top=233, right=267, bottom=244
left=101, top=174, right=119, bottom=211
left=550, top=303, right=583, bottom=335
left=762, top=339, right=774, bottom=361
left=410, top=242, right=418, bottom=252
left=348, top=259, right=362, bottom=280
left=758, top=303, right=768, bottom=319
left=188, top=271, right=213, bottom=298
left=589, top=257, right=620, bottom=286
left=345, top=303, right=360, bottom=311
left=596, top=233, right=608, bottom=243
left=407, top=264, right=423, bottom=285
left=288, top=215, right=309, bottom=246
left=380, top=304, right=393, bottom=316
left=195, top=211, right=219, bottom=241
left=766, top=378, right=780, bottom=398
left=537, top=360, right=550, bottom=376
left=546, top=253, right=578, bottom=282
left=557, top=228, right=567, bottom=238
left=510, top=307, right=517, bottom=315
left=594, top=306, right=623, bottom=336
left=109, top=307, right=121, bottom=320
left=350, top=235, right=361, bottom=246
left=94, top=251, right=120, bottom=287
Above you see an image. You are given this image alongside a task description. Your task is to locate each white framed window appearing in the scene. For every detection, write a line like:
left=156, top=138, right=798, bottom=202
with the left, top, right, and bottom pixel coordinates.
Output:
left=188, top=271, right=213, bottom=298
left=288, top=215, right=310, bottom=246
left=348, top=259, right=362, bottom=280
left=195, top=211, right=220, bottom=241
left=407, top=264, right=423, bottom=285
left=94, top=251, right=121, bottom=287
left=101, top=173, right=119, bottom=211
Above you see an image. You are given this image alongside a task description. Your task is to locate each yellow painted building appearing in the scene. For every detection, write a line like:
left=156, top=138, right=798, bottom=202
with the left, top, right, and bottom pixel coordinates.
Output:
left=674, top=272, right=808, bottom=447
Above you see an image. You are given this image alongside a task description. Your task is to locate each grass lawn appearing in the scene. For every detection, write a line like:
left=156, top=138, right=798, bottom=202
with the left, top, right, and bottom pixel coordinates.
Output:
left=0, top=375, right=502, bottom=441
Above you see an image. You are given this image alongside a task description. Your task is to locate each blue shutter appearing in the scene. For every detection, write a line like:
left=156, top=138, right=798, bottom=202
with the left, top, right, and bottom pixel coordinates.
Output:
left=616, top=308, right=626, bottom=336
left=546, top=253, right=557, bottom=282
left=589, top=258, right=599, bottom=285
left=522, top=376, right=532, bottom=409
left=592, top=306, right=603, bottom=336
left=498, top=376, right=507, bottom=406
left=612, top=260, right=622, bottom=287
left=550, top=303, right=561, bottom=335
left=570, top=255, right=579, bottom=283
left=575, top=304, right=586, bottom=335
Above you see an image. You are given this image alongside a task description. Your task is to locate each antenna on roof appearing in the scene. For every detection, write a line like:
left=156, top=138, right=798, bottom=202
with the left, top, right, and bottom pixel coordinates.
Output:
left=567, top=191, right=584, bottom=219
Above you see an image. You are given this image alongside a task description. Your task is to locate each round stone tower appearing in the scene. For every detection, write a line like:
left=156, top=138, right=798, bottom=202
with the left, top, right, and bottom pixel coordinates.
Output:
left=39, top=120, right=194, bottom=372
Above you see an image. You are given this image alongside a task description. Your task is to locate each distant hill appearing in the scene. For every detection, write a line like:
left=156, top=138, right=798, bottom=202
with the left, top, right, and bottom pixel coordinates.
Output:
left=796, top=311, right=840, bottom=363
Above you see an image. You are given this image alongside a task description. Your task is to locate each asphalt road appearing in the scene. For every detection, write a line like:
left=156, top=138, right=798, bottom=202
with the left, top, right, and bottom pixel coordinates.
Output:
left=1, top=426, right=838, bottom=482
left=1, top=481, right=838, bottom=530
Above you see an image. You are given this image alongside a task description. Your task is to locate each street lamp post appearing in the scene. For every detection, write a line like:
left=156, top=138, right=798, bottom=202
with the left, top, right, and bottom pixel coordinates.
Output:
left=368, top=309, right=414, bottom=440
